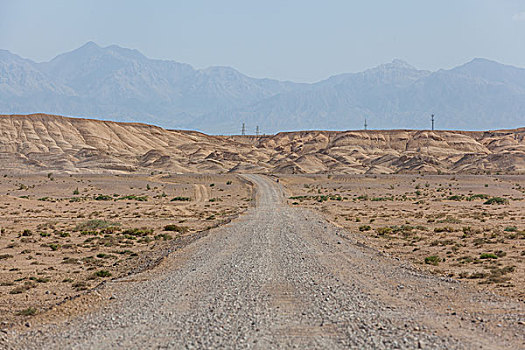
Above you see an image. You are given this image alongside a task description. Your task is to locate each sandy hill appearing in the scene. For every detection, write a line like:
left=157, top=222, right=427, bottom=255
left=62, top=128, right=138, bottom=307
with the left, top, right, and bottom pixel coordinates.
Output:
left=0, top=114, right=523, bottom=174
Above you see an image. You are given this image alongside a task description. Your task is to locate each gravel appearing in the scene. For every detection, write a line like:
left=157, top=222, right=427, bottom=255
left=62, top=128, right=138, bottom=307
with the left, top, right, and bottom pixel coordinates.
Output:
left=4, top=174, right=524, bottom=349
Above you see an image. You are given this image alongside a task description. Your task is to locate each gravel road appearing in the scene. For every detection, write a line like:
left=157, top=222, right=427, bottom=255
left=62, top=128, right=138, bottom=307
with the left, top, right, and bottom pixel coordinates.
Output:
left=4, top=175, right=524, bottom=349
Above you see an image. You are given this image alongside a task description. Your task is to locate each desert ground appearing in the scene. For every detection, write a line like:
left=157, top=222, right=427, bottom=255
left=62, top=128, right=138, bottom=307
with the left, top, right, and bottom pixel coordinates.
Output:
left=279, top=174, right=525, bottom=300
left=0, top=114, right=523, bottom=348
left=0, top=173, right=253, bottom=326
left=3, top=175, right=523, bottom=349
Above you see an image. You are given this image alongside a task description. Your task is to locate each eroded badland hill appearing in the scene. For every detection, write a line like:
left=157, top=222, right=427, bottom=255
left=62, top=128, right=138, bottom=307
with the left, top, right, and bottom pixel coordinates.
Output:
left=0, top=114, right=524, bottom=174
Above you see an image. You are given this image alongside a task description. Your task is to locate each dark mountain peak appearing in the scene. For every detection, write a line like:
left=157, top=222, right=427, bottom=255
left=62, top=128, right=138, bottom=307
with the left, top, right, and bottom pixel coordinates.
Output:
left=370, top=59, right=418, bottom=73
left=390, top=59, right=416, bottom=69
left=48, top=41, right=147, bottom=66
left=0, top=49, right=18, bottom=60
left=200, top=66, right=245, bottom=78
left=458, top=57, right=504, bottom=70
left=80, top=41, right=100, bottom=49
left=105, top=44, right=147, bottom=60
left=0, top=49, right=34, bottom=64
left=448, top=57, right=525, bottom=88
left=71, top=41, right=103, bottom=55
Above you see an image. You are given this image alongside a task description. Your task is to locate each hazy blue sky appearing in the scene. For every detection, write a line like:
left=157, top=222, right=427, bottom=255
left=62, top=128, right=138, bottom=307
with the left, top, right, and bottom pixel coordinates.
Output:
left=1, top=0, right=524, bottom=82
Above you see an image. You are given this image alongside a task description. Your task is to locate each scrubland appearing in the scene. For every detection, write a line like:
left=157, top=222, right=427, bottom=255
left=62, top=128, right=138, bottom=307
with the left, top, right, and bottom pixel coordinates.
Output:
left=0, top=173, right=252, bottom=326
left=280, top=174, right=524, bottom=299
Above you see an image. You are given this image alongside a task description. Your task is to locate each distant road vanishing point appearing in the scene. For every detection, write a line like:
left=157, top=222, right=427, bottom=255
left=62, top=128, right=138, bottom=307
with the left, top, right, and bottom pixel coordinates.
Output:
left=7, top=175, right=524, bottom=349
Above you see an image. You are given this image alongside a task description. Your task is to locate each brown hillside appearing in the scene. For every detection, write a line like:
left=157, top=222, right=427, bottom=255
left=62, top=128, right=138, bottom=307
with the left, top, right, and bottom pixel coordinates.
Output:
left=0, top=114, right=523, bottom=174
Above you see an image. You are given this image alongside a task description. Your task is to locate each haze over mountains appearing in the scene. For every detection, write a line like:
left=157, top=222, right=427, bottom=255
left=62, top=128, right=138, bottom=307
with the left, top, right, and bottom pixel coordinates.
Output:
left=0, top=42, right=524, bottom=134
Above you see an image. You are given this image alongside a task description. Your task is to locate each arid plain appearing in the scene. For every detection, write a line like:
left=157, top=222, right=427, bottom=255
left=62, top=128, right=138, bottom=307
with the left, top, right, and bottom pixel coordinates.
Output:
left=0, top=114, right=523, bottom=348
left=0, top=173, right=253, bottom=326
left=279, top=174, right=524, bottom=299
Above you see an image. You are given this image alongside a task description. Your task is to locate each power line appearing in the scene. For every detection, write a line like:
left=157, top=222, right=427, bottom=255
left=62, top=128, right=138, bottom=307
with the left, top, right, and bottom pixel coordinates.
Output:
left=431, top=114, right=435, bottom=131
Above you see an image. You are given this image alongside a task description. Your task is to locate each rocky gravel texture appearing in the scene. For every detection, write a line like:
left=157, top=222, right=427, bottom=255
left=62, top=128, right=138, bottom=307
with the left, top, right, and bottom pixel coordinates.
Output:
left=3, top=175, right=524, bottom=349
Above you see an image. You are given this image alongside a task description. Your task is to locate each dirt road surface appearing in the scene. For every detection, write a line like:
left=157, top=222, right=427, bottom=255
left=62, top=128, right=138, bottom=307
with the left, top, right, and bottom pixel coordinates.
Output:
left=4, top=175, right=524, bottom=349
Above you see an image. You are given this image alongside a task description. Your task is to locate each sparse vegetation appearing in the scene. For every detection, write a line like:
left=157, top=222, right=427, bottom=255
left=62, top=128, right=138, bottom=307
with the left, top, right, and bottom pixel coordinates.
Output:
left=171, top=196, right=191, bottom=201
left=282, top=174, right=524, bottom=299
left=480, top=253, right=498, bottom=260
left=163, top=224, right=188, bottom=233
left=425, top=256, right=441, bottom=266
left=17, top=307, right=37, bottom=316
left=95, top=270, right=112, bottom=278
left=483, top=197, right=508, bottom=205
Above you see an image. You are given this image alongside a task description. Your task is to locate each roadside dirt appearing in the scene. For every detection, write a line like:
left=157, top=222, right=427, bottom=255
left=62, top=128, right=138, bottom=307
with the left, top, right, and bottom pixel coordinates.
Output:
left=4, top=175, right=524, bottom=349
left=0, top=173, right=253, bottom=327
left=278, top=174, right=525, bottom=300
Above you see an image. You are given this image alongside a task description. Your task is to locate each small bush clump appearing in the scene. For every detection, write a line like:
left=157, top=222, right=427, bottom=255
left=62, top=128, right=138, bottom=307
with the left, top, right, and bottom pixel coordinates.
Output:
left=17, top=307, right=37, bottom=316
left=95, top=270, right=112, bottom=278
left=94, top=195, right=113, bottom=201
left=163, top=224, right=188, bottom=233
left=171, top=197, right=191, bottom=202
left=425, top=256, right=441, bottom=266
left=483, top=197, right=508, bottom=205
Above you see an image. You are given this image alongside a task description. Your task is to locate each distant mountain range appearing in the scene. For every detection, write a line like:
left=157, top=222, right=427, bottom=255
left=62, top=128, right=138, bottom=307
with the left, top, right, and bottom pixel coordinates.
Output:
left=1, top=42, right=524, bottom=134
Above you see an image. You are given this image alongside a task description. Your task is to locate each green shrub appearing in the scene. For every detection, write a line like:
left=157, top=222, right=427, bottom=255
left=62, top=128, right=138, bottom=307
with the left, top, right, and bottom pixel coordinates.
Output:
left=376, top=227, right=392, bottom=235
left=49, top=243, right=60, bottom=251
left=171, top=196, right=191, bottom=202
left=75, top=219, right=120, bottom=231
left=121, top=228, right=153, bottom=237
left=94, top=195, right=112, bottom=201
left=483, top=197, right=508, bottom=205
left=480, top=253, right=498, bottom=260
left=155, top=233, right=173, bottom=241
left=425, top=256, right=441, bottom=266
left=116, top=195, right=148, bottom=201
left=95, top=270, right=111, bottom=278
left=73, top=281, right=88, bottom=290
left=434, top=226, right=454, bottom=233
left=30, top=276, right=49, bottom=283
left=467, top=194, right=489, bottom=201
left=371, top=197, right=392, bottom=201
left=17, top=307, right=37, bottom=316
left=163, top=224, right=188, bottom=233
left=359, top=225, right=371, bottom=232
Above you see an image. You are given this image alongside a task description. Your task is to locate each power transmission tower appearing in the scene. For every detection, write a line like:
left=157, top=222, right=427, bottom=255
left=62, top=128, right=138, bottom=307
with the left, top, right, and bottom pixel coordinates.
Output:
left=431, top=114, right=435, bottom=131
left=241, top=122, right=246, bottom=136
left=256, top=126, right=260, bottom=136
left=364, top=119, right=368, bottom=130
